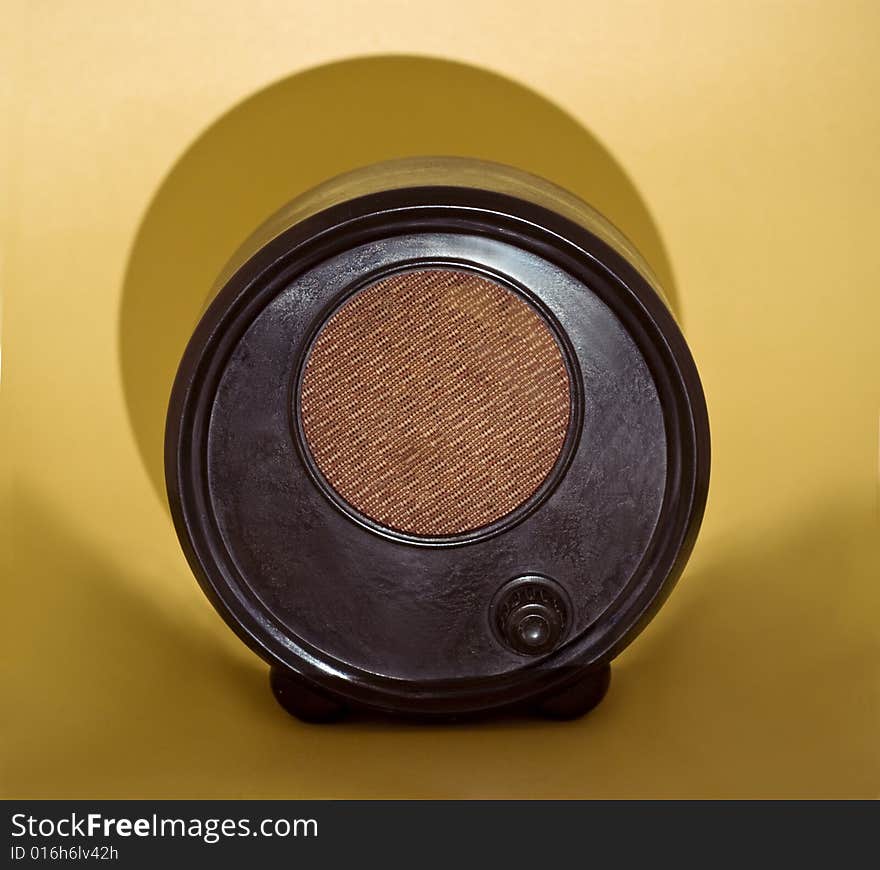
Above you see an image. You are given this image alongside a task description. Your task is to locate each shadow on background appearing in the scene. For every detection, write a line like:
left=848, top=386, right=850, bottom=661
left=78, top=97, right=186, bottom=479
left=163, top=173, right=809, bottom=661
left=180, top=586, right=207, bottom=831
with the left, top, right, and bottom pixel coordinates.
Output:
left=6, top=488, right=877, bottom=797
left=118, top=54, right=678, bottom=504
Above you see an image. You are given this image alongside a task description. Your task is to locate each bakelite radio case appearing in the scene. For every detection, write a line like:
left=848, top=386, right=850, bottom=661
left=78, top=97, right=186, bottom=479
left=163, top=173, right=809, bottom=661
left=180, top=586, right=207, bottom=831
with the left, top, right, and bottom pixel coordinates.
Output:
left=165, top=158, right=710, bottom=721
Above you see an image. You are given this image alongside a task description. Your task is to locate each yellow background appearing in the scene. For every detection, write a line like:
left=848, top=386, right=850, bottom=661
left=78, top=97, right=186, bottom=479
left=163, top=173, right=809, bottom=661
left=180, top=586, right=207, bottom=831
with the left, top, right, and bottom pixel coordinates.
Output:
left=3, top=0, right=878, bottom=798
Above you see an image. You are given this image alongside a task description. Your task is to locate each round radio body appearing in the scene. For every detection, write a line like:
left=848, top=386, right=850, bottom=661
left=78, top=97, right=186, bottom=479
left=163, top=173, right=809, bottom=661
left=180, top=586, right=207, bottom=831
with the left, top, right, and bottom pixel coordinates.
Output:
left=165, top=158, right=710, bottom=721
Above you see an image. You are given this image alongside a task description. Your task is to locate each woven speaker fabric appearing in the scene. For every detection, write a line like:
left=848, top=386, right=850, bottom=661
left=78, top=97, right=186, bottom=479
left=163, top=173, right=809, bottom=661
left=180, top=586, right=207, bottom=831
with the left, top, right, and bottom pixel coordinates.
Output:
left=300, top=268, right=571, bottom=536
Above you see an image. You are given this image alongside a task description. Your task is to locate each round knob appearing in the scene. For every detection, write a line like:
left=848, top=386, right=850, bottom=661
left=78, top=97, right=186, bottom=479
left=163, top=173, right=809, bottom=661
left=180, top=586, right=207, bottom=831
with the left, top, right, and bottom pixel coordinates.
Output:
left=519, top=613, right=550, bottom=647
left=492, top=576, right=570, bottom=656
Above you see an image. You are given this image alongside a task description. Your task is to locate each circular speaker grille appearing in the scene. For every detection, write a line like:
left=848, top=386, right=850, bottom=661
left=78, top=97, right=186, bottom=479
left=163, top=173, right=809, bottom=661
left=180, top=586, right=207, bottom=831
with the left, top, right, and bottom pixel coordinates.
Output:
left=299, top=268, right=572, bottom=536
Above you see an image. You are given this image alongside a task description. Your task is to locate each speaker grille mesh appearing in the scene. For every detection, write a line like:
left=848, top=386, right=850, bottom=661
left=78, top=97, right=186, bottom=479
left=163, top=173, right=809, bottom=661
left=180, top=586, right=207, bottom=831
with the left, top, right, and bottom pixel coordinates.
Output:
left=300, top=268, right=571, bottom=536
